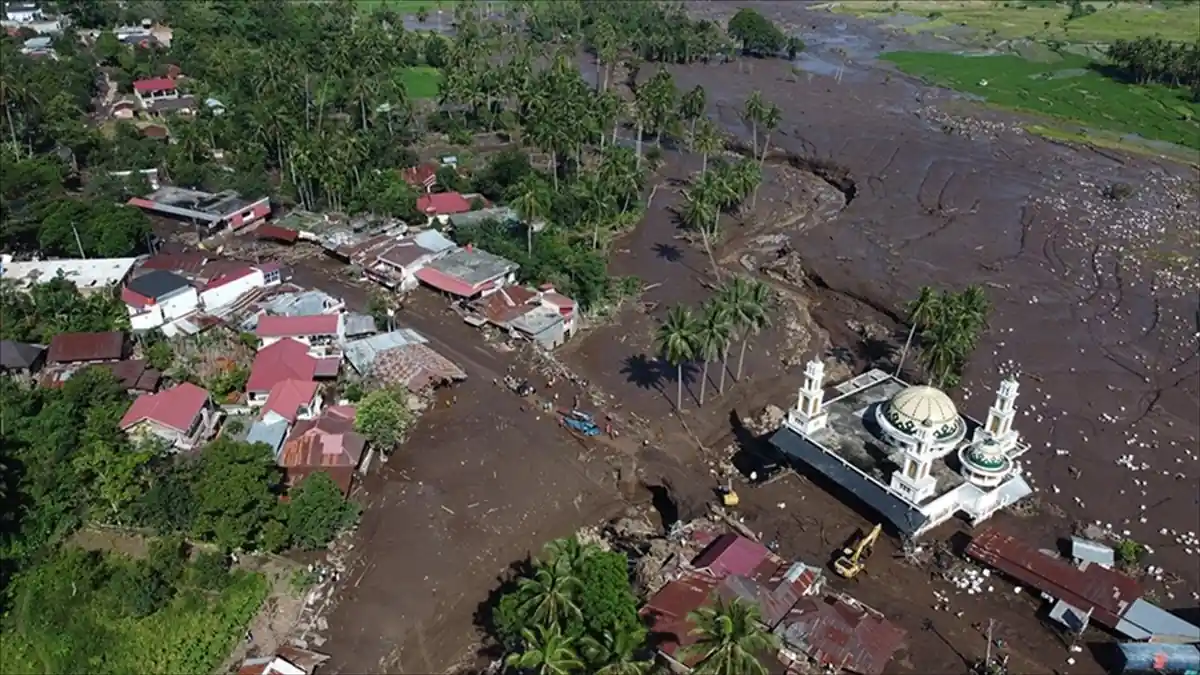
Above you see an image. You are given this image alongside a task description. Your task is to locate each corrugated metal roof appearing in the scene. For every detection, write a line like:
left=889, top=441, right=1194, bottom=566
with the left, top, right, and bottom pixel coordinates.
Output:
left=770, top=427, right=929, bottom=537
left=692, top=534, right=773, bottom=579
left=246, top=418, right=289, bottom=457
left=46, top=331, right=126, bottom=364
left=1115, top=599, right=1200, bottom=642
left=967, top=528, right=1142, bottom=629
left=413, top=229, right=457, bottom=252
left=641, top=572, right=719, bottom=658
left=342, top=329, right=428, bottom=375
left=342, top=313, right=377, bottom=337
left=775, top=595, right=907, bottom=675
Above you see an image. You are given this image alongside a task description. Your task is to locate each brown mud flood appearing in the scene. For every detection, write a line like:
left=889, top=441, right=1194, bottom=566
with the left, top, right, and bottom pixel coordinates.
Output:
left=319, top=3, right=1198, bottom=673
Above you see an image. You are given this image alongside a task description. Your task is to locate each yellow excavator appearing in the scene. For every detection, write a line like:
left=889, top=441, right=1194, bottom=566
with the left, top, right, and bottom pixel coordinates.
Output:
left=833, top=524, right=882, bottom=579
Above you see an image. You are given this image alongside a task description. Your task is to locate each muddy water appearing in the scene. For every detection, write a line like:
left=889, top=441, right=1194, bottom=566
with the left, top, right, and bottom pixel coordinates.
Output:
left=681, top=2, right=1200, bottom=597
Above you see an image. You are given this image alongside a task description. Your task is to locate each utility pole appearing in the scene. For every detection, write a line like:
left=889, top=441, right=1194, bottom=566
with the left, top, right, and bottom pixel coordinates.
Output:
left=72, top=224, right=87, bottom=259
left=984, top=618, right=996, bottom=671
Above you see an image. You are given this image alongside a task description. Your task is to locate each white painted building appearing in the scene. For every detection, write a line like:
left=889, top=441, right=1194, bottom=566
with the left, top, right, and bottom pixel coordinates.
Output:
left=123, top=270, right=199, bottom=331
left=198, top=264, right=281, bottom=312
left=1, top=255, right=138, bottom=294
left=770, top=361, right=1033, bottom=538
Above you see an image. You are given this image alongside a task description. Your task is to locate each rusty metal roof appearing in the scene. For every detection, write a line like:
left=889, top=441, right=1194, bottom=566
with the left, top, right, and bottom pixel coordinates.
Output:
left=46, top=331, right=126, bottom=364
left=967, top=528, right=1142, bottom=628
left=775, top=595, right=906, bottom=675
left=641, top=572, right=718, bottom=659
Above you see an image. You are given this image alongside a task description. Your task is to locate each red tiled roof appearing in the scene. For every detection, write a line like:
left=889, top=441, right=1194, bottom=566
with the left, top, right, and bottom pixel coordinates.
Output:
left=967, top=528, right=1142, bottom=628
left=692, top=534, right=773, bottom=578
left=262, top=379, right=319, bottom=422
left=777, top=596, right=907, bottom=675
left=414, top=266, right=480, bottom=297
left=247, top=339, right=317, bottom=393
left=416, top=192, right=471, bottom=216
left=257, top=314, right=340, bottom=338
left=255, top=224, right=300, bottom=243
left=134, top=77, right=176, bottom=93
left=46, top=331, right=126, bottom=364
left=120, top=382, right=209, bottom=432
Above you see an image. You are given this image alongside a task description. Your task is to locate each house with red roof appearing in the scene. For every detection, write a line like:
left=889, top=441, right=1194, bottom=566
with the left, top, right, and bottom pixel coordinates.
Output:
left=414, top=244, right=518, bottom=300
left=416, top=191, right=472, bottom=225
left=119, top=382, right=218, bottom=450
left=246, top=338, right=338, bottom=407
left=468, top=283, right=579, bottom=350
left=261, top=379, right=322, bottom=424
left=642, top=533, right=830, bottom=673
left=256, top=314, right=344, bottom=353
left=278, top=406, right=368, bottom=497
left=133, top=77, right=178, bottom=107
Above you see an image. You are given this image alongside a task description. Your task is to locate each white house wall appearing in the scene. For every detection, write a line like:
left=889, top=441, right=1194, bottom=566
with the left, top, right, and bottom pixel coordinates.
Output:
left=159, top=288, right=200, bottom=321
left=130, top=305, right=166, bottom=331
left=200, top=270, right=264, bottom=311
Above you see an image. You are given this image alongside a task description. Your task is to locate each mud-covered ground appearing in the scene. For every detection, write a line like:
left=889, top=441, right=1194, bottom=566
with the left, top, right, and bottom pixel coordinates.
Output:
left=237, top=4, right=1198, bottom=672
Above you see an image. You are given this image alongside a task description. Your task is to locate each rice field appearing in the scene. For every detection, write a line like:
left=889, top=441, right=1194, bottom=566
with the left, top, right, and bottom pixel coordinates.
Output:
left=817, top=1, right=1200, bottom=44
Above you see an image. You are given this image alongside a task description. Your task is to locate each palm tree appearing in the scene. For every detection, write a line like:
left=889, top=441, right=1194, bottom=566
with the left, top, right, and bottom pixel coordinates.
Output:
left=508, top=174, right=551, bottom=255
left=742, top=91, right=765, bottom=157
left=734, top=280, right=771, bottom=381
left=921, top=308, right=973, bottom=388
left=581, top=627, right=653, bottom=675
left=682, top=597, right=778, bottom=675
left=679, top=184, right=720, bottom=279
left=895, top=285, right=940, bottom=376
left=542, top=536, right=594, bottom=576
left=692, top=118, right=723, bottom=176
left=506, top=624, right=584, bottom=675
left=757, top=103, right=782, bottom=164
left=515, top=562, right=583, bottom=630
left=958, top=285, right=991, bottom=336
left=679, top=85, right=707, bottom=146
left=714, top=280, right=747, bottom=393
left=656, top=306, right=699, bottom=412
left=696, top=301, right=733, bottom=406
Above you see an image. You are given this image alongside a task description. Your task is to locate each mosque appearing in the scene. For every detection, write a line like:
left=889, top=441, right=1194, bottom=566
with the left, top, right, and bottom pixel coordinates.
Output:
left=769, top=360, right=1034, bottom=538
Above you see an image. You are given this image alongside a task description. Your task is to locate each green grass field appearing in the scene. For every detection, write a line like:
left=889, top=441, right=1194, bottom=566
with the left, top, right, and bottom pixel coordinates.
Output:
left=819, top=1, right=1200, bottom=44
left=883, top=51, right=1200, bottom=149
left=402, top=66, right=442, bottom=99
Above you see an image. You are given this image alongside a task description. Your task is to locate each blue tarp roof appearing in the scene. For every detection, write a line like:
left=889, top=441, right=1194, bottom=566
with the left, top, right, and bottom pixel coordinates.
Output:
left=769, top=427, right=929, bottom=537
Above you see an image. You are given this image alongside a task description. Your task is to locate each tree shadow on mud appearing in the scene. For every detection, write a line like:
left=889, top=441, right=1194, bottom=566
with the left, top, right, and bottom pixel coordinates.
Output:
left=470, top=556, right=535, bottom=668
left=652, top=242, right=684, bottom=263
left=622, top=354, right=666, bottom=392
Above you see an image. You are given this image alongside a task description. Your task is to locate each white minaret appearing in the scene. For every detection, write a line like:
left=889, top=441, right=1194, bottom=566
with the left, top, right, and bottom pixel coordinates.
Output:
left=891, top=419, right=939, bottom=502
left=976, top=376, right=1020, bottom=452
left=787, top=359, right=828, bottom=435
